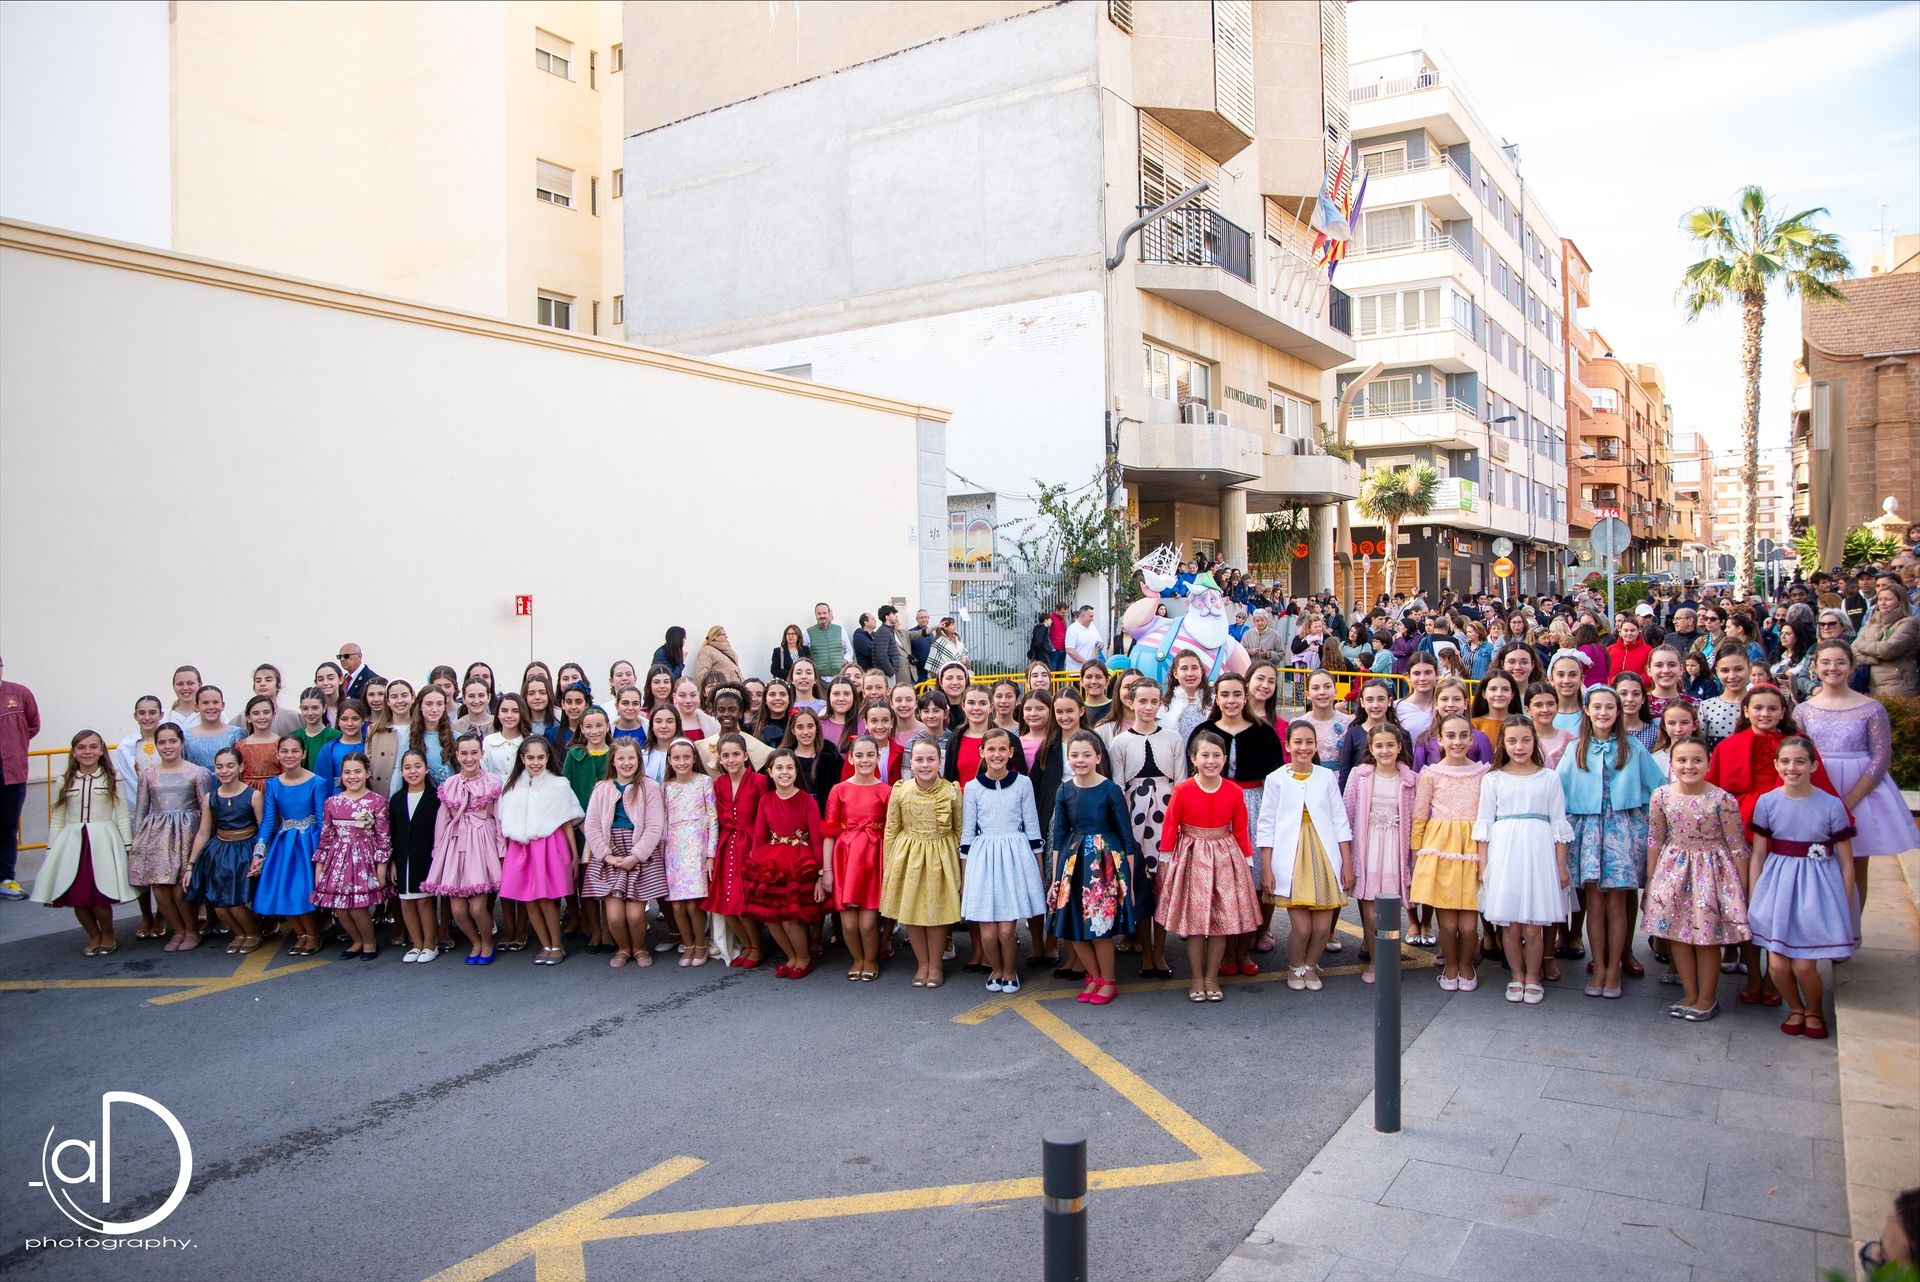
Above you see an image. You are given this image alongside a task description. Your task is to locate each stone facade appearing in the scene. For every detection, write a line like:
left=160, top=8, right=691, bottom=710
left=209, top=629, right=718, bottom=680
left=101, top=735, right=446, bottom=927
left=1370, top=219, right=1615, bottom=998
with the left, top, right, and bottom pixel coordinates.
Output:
left=1801, top=272, right=1920, bottom=532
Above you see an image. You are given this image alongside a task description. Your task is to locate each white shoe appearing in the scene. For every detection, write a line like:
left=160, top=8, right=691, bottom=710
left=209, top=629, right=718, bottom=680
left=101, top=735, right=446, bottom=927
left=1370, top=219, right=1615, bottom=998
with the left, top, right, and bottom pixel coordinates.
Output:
left=402, top=949, right=422, bottom=963
left=1324, top=937, right=1344, bottom=954
left=1438, top=972, right=1459, bottom=992
left=943, top=941, right=957, bottom=960
left=1287, top=967, right=1309, bottom=991
left=415, top=947, right=435, bottom=963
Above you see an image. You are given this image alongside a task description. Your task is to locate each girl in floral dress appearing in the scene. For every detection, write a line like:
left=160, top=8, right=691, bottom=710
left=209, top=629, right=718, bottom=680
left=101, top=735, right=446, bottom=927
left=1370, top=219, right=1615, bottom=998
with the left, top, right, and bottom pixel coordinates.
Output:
left=824, top=736, right=891, bottom=981
left=1045, top=731, right=1138, bottom=1007
left=313, top=754, right=391, bottom=959
left=661, top=739, right=715, bottom=967
left=131, top=723, right=212, bottom=951
left=1643, top=737, right=1751, bottom=1021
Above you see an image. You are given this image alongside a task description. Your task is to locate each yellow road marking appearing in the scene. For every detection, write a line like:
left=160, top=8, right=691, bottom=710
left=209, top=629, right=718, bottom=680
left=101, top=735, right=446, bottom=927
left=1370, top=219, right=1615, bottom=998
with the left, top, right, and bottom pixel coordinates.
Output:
left=426, top=979, right=1264, bottom=1280
left=0, top=937, right=330, bottom=1004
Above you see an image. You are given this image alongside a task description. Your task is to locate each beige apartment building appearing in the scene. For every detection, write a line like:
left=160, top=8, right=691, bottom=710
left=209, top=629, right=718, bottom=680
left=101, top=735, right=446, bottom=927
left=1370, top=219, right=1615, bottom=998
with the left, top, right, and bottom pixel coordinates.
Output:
left=4, top=2, right=625, bottom=335
left=619, top=0, right=1361, bottom=608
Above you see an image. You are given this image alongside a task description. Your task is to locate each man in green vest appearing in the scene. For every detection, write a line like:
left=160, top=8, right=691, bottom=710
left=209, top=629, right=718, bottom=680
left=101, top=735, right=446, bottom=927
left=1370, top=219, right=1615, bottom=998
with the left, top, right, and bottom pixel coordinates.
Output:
left=807, top=602, right=851, bottom=677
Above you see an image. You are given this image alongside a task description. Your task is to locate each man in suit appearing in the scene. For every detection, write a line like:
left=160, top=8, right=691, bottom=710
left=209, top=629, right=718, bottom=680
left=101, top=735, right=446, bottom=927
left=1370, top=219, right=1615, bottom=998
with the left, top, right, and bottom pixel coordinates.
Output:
left=907, top=609, right=936, bottom=683
left=338, top=642, right=380, bottom=702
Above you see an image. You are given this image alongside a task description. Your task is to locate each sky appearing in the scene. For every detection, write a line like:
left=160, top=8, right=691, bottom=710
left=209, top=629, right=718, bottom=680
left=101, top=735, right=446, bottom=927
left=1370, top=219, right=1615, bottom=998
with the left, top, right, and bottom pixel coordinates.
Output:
left=1349, top=0, right=1920, bottom=471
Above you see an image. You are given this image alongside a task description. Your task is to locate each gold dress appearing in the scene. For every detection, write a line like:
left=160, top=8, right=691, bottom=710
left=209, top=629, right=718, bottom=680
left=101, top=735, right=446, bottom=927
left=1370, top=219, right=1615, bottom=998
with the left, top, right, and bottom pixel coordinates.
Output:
left=1269, top=773, right=1348, bottom=910
left=881, top=778, right=963, bottom=926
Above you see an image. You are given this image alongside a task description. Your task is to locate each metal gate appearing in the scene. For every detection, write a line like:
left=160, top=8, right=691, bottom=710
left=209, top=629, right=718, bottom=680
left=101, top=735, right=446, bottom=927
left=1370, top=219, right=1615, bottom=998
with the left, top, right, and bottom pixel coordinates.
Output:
left=949, top=571, right=1069, bottom=675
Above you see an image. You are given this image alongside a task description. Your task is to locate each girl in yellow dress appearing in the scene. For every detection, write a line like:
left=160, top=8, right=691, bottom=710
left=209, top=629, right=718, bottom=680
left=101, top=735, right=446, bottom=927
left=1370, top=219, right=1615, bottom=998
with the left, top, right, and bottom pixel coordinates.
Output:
left=1256, top=721, right=1354, bottom=992
left=882, top=737, right=963, bottom=989
left=1410, top=713, right=1491, bottom=991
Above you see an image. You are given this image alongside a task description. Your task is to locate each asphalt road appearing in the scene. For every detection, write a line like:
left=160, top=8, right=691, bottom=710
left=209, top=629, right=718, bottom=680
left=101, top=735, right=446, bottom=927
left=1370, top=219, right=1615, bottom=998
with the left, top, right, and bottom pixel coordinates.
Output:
left=0, top=910, right=1445, bottom=1282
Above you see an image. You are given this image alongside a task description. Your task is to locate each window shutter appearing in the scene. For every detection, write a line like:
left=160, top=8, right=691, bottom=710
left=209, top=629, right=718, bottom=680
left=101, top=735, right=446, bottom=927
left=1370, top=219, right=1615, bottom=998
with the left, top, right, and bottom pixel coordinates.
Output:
left=537, top=161, right=573, bottom=202
left=1108, top=0, right=1133, bottom=33
left=1212, top=0, right=1255, bottom=138
left=1139, top=114, right=1221, bottom=211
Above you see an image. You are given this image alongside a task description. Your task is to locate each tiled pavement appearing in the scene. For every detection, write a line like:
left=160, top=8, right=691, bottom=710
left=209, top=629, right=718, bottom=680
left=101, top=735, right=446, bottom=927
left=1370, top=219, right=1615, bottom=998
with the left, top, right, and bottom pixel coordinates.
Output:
left=1210, top=970, right=1853, bottom=1281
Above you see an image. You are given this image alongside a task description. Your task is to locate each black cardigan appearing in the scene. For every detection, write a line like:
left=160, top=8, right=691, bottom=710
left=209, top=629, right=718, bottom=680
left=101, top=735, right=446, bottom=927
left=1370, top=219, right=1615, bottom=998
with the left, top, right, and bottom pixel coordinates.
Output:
left=387, top=785, right=441, bottom=896
left=1029, top=735, right=1113, bottom=835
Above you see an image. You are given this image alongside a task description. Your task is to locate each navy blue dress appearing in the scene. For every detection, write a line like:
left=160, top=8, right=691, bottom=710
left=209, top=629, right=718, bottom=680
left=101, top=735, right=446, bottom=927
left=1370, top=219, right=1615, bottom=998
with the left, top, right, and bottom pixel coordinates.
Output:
left=1045, top=779, right=1140, bottom=941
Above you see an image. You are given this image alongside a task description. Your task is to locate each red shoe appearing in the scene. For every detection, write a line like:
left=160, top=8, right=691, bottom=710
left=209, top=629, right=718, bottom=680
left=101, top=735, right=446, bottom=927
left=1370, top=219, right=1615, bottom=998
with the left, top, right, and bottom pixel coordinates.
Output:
left=1219, top=963, right=1240, bottom=977
left=774, top=963, right=793, bottom=978
left=1801, top=1018, right=1829, bottom=1040
left=1780, top=1017, right=1805, bottom=1036
left=1087, top=980, right=1117, bottom=1006
left=1759, top=992, right=1783, bottom=1007
left=739, top=951, right=762, bottom=970
left=728, top=955, right=747, bottom=969
left=788, top=961, right=814, bottom=980
left=1737, top=990, right=1762, bottom=1005
left=1241, top=961, right=1259, bottom=977
left=1075, top=977, right=1099, bottom=1004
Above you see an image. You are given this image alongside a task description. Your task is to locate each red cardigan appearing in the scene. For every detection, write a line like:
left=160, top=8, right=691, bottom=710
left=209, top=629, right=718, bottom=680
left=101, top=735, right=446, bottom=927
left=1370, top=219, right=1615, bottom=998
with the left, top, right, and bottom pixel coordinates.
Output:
left=1706, top=728, right=1842, bottom=837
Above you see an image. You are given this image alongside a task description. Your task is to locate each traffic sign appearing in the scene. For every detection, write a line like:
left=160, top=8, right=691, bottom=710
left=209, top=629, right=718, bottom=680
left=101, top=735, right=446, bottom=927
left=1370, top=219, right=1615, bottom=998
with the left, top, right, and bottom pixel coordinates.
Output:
left=1492, top=557, right=1515, bottom=579
left=1491, top=537, right=1514, bottom=557
left=1591, top=517, right=1631, bottom=560
left=1756, top=537, right=1777, bottom=559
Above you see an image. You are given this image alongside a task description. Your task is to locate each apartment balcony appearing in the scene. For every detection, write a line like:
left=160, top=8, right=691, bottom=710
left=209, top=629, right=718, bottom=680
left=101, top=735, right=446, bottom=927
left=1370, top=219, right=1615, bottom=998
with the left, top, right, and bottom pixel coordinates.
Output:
left=1566, top=257, right=1592, bottom=309
left=1341, top=232, right=1480, bottom=297
left=1118, top=408, right=1263, bottom=493
left=1567, top=316, right=1592, bottom=358
left=1350, top=70, right=1468, bottom=146
left=1345, top=395, right=1484, bottom=451
left=1250, top=436, right=1363, bottom=508
left=1566, top=374, right=1593, bottom=417
left=1136, top=209, right=1356, bottom=368
left=1357, top=151, right=1474, bottom=221
left=1348, top=310, right=1480, bottom=374
left=1130, top=2, right=1256, bottom=162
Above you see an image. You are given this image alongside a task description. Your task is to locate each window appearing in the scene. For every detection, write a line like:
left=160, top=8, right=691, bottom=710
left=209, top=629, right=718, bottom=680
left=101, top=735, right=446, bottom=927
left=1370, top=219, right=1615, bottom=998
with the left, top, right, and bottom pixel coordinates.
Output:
left=591, top=300, right=599, bottom=335
left=589, top=50, right=596, bottom=89
left=1272, top=392, right=1315, bottom=440
left=1142, top=341, right=1210, bottom=405
left=1360, top=143, right=1408, bottom=176
left=612, top=168, right=623, bottom=198
left=612, top=295, right=624, bottom=325
left=536, top=291, right=573, bottom=330
left=611, top=43, right=623, bottom=72
left=536, top=160, right=574, bottom=207
left=534, top=30, right=572, bottom=79
left=1358, top=375, right=1414, bottom=413
left=1362, top=205, right=1414, bottom=252
left=589, top=175, right=598, bottom=215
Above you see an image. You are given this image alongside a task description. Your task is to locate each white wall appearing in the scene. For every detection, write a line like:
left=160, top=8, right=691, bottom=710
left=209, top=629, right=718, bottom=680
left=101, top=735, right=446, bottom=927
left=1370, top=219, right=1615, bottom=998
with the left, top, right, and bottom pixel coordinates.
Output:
left=622, top=0, right=1103, bottom=352
left=0, top=228, right=944, bottom=748
left=718, top=292, right=1109, bottom=539
left=0, top=0, right=171, bottom=246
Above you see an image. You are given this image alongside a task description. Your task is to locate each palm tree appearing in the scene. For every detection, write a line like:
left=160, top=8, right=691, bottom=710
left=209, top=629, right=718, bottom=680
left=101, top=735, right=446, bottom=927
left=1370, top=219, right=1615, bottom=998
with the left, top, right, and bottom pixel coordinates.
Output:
left=1356, top=462, right=1439, bottom=601
left=1677, top=186, right=1849, bottom=593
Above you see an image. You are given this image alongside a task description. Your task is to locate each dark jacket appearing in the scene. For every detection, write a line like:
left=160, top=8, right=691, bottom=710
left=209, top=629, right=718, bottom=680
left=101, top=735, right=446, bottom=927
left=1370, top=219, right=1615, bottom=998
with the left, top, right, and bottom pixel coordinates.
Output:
left=908, top=626, right=936, bottom=680
left=344, top=665, right=382, bottom=703
left=872, top=626, right=906, bottom=680
left=1028, top=623, right=1052, bottom=662
left=387, top=784, right=441, bottom=895
left=650, top=647, right=684, bottom=680
left=770, top=644, right=810, bottom=682
left=852, top=627, right=876, bottom=669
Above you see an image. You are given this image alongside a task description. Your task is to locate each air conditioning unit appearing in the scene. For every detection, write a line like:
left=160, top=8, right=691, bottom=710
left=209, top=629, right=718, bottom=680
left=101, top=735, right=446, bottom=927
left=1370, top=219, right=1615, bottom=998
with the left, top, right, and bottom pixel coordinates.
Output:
left=1211, top=409, right=1233, bottom=428
left=1181, top=401, right=1209, bottom=425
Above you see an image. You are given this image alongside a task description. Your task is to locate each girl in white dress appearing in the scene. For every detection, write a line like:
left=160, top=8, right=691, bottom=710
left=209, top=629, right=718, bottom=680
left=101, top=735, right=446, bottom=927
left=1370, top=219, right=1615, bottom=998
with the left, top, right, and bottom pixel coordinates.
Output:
left=1475, top=717, right=1574, bottom=1005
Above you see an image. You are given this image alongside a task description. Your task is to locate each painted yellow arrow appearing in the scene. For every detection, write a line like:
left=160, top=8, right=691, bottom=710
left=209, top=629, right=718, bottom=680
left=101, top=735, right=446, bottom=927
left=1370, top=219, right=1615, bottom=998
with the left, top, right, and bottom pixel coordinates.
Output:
left=0, top=938, right=329, bottom=1004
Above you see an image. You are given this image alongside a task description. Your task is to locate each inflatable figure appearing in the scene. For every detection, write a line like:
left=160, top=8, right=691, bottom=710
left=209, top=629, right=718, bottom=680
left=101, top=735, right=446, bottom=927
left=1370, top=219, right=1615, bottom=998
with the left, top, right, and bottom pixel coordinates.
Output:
left=1119, top=545, right=1251, bottom=685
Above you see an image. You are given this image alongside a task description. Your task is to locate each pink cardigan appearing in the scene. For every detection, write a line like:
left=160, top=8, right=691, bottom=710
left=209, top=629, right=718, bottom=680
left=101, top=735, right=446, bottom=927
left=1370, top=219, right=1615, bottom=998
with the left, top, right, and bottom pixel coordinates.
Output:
left=584, top=777, right=665, bottom=863
left=1341, top=764, right=1417, bottom=889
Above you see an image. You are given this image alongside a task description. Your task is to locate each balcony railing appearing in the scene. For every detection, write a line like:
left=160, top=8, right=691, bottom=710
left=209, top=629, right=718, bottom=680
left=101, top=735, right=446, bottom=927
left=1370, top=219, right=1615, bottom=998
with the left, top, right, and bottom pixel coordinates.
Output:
left=1351, top=69, right=1441, bottom=103
left=1350, top=395, right=1478, bottom=421
left=1353, top=310, right=1476, bottom=341
left=1138, top=206, right=1252, bottom=284
left=1328, top=286, right=1352, bottom=336
left=1352, top=231, right=1476, bottom=263
left=1358, top=151, right=1471, bottom=183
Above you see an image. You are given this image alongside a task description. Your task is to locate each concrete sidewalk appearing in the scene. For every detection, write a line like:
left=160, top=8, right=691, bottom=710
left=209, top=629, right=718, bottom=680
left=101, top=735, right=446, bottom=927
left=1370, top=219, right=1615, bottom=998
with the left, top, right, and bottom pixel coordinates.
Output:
left=1211, top=964, right=1851, bottom=1281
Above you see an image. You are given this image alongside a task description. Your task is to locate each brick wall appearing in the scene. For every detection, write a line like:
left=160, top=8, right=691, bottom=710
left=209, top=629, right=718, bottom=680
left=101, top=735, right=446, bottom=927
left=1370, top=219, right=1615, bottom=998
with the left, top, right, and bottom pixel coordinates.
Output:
left=1807, top=348, right=1918, bottom=530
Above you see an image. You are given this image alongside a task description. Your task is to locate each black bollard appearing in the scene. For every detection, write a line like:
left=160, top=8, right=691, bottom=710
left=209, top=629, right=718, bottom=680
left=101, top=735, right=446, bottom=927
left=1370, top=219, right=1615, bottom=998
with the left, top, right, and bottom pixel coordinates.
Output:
left=1374, top=895, right=1402, bottom=1134
left=1042, top=1128, right=1088, bottom=1282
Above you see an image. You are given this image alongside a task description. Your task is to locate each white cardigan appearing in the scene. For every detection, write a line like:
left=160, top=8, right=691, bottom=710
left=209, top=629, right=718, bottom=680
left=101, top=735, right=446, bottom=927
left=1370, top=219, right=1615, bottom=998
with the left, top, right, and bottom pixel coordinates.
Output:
left=1254, top=765, right=1354, bottom=898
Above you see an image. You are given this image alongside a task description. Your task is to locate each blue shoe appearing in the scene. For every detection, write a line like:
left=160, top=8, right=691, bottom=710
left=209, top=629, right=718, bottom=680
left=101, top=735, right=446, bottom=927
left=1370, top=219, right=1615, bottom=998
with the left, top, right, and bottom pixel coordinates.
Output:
left=473, top=954, right=495, bottom=965
left=464, top=955, right=479, bottom=965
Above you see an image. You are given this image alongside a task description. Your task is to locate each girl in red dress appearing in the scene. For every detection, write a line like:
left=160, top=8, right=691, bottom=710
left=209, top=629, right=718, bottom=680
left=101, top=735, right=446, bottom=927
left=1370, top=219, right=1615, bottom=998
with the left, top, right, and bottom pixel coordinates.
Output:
left=704, top=734, right=769, bottom=968
left=746, top=750, right=825, bottom=978
left=1706, top=683, right=1842, bottom=1004
left=825, top=736, right=891, bottom=980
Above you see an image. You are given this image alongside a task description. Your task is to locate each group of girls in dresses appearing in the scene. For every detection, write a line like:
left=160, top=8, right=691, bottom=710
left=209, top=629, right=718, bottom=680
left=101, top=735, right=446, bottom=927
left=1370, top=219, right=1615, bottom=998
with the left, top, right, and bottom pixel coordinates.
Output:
left=28, top=636, right=1913, bottom=1029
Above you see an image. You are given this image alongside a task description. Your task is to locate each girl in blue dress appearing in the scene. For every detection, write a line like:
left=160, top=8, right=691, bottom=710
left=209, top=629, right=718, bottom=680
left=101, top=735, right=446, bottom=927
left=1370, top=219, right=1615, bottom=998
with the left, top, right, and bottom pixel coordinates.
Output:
left=959, top=728, right=1047, bottom=994
left=187, top=746, right=264, bottom=953
left=1045, top=730, right=1139, bottom=1007
left=1557, top=685, right=1666, bottom=999
left=252, top=736, right=330, bottom=955
left=1748, top=735, right=1859, bottom=1040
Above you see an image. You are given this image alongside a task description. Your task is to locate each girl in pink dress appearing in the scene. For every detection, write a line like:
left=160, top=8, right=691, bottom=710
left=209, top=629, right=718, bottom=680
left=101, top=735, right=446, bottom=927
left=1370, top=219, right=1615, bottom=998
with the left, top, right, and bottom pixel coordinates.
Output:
left=498, top=737, right=585, bottom=966
left=1342, top=724, right=1417, bottom=985
left=661, top=739, right=716, bottom=967
left=422, top=734, right=506, bottom=964
left=824, top=736, right=892, bottom=981
left=312, top=753, right=391, bottom=959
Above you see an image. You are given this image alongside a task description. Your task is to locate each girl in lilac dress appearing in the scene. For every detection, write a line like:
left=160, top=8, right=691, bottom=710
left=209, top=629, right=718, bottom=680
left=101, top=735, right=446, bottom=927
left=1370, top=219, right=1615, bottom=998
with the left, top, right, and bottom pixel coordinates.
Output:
left=1747, top=736, right=1858, bottom=1040
left=130, top=723, right=212, bottom=951
left=1795, top=640, right=1920, bottom=909
left=313, top=754, right=391, bottom=959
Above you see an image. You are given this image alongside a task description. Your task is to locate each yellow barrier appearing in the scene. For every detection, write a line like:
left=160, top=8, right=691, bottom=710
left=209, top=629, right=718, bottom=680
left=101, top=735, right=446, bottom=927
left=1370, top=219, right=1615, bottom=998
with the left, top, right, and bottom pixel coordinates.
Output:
left=16, top=743, right=117, bottom=853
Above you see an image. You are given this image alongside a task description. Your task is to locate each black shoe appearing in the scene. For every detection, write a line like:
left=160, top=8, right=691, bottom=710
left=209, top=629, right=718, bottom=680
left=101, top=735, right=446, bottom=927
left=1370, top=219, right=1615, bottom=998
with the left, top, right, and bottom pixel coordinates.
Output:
left=1026, top=955, right=1058, bottom=969
left=962, top=961, right=990, bottom=974
left=1357, top=950, right=1372, bottom=964
left=338, top=948, right=361, bottom=960
left=1054, top=966, right=1085, bottom=981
